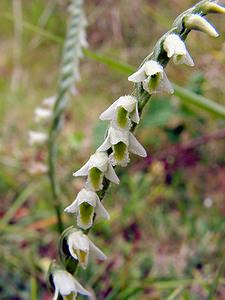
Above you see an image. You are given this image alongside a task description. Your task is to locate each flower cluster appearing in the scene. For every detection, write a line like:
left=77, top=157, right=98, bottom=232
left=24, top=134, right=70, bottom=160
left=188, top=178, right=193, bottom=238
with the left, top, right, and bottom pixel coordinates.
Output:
left=49, top=1, right=225, bottom=299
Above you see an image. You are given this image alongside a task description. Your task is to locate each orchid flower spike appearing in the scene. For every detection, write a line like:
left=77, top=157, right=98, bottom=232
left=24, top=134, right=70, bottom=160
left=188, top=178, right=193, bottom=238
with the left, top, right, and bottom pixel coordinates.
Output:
left=100, top=95, right=140, bottom=129
left=97, top=126, right=147, bottom=167
left=67, top=230, right=106, bottom=269
left=128, top=60, right=174, bottom=94
left=52, top=269, right=91, bottom=300
left=184, top=14, right=219, bottom=37
left=64, top=188, right=109, bottom=230
left=163, top=33, right=194, bottom=66
left=34, top=107, right=52, bottom=122
left=28, top=130, right=48, bottom=145
left=73, top=152, right=119, bottom=191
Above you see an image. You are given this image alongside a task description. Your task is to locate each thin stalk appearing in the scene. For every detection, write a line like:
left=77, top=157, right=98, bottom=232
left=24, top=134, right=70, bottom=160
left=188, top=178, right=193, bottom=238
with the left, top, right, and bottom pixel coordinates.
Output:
left=48, top=0, right=84, bottom=234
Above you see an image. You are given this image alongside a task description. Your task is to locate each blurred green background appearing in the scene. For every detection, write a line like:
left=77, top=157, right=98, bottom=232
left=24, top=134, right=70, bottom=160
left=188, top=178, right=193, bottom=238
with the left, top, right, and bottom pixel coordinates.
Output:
left=0, top=0, right=225, bottom=299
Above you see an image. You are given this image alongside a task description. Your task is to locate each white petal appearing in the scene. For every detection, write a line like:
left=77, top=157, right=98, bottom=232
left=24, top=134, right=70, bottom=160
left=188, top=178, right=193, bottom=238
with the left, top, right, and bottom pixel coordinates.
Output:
left=158, top=72, right=174, bottom=94
left=88, top=152, right=108, bottom=173
left=53, top=271, right=75, bottom=296
left=142, top=78, right=151, bottom=93
left=68, top=231, right=89, bottom=253
left=128, top=132, right=147, bottom=157
left=35, top=107, right=52, bottom=122
left=42, top=96, right=56, bottom=107
left=119, top=95, right=136, bottom=113
left=97, top=131, right=111, bottom=152
left=96, top=198, right=110, bottom=220
left=65, top=189, right=98, bottom=213
left=76, top=189, right=98, bottom=207
left=163, top=34, right=185, bottom=58
left=130, top=101, right=140, bottom=124
left=74, top=278, right=91, bottom=297
left=73, top=160, right=90, bottom=177
left=105, top=163, right=120, bottom=184
left=99, top=100, right=118, bottom=120
left=144, top=60, right=163, bottom=77
left=109, top=127, right=129, bottom=146
left=128, top=64, right=146, bottom=82
left=64, top=199, right=78, bottom=213
left=89, top=240, right=107, bottom=261
left=174, top=51, right=194, bottom=66
left=28, top=131, right=48, bottom=145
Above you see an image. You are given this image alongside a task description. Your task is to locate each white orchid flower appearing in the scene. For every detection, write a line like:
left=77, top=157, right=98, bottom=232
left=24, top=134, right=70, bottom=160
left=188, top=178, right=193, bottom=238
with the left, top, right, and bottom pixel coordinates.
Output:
left=128, top=60, right=174, bottom=94
left=52, top=270, right=91, bottom=300
left=73, top=152, right=119, bottom=191
left=64, top=188, right=109, bottom=230
left=28, top=130, right=48, bottom=145
left=97, top=126, right=147, bottom=167
left=163, top=33, right=194, bottom=66
left=100, top=95, right=140, bottom=129
left=34, top=107, right=52, bottom=122
left=42, top=96, right=56, bottom=107
left=67, top=230, right=106, bottom=269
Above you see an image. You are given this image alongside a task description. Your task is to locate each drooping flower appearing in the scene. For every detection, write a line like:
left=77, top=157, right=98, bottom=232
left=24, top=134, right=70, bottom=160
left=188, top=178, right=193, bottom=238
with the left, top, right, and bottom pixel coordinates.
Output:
left=128, top=60, right=174, bottom=94
left=73, top=152, right=119, bottom=191
left=34, top=107, right=52, bottom=122
left=28, top=130, right=48, bottom=145
left=64, top=188, right=109, bottom=230
left=97, top=126, right=147, bottom=167
left=52, top=269, right=91, bottom=300
left=67, top=230, right=106, bottom=269
left=184, top=14, right=219, bottom=37
left=163, top=33, right=194, bottom=66
left=99, top=95, right=139, bottom=129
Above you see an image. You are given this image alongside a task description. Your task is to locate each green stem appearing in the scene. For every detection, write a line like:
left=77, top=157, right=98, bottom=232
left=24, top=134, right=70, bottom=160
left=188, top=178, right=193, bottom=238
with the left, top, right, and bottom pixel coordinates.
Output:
left=174, top=84, right=225, bottom=118
left=48, top=0, right=84, bottom=234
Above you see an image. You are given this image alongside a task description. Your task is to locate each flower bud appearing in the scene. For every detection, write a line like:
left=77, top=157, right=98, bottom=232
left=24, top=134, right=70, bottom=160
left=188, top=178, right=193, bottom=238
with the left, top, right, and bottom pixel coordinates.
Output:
left=184, top=14, right=219, bottom=37
left=201, top=2, right=225, bottom=14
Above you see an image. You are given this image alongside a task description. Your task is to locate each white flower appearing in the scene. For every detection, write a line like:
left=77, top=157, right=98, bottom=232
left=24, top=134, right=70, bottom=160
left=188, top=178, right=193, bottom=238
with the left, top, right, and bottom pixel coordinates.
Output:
left=28, top=162, right=48, bottom=175
left=34, top=107, right=52, bottom=122
left=73, top=152, right=119, bottom=191
left=97, top=126, right=147, bottom=167
left=163, top=34, right=194, bottom=66
left=128, top=60, right=174, bottom=94
left=64, top=188, right=109, bottom=230
left=28, top=130, right=48, bottom=145
left=100, top=95, right=139, bottom=129
left=67, top=230, right=106, bottom=269
left=184, top=14, right=219, bottom=38
left=52, top=270, right=91, bottom=300
left=42, top=96, right=56, bottom=107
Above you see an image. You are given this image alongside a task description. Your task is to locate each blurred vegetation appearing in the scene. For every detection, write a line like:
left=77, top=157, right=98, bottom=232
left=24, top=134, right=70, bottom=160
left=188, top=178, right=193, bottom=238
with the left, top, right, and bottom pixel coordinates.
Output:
left=0, top=0, right=225, bottom=299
